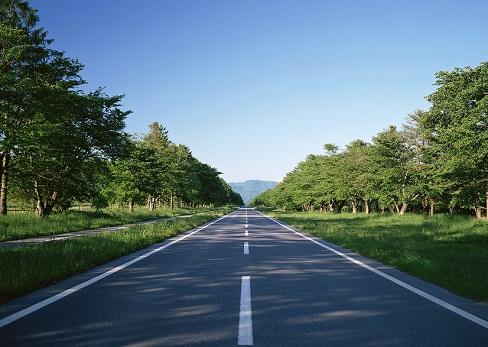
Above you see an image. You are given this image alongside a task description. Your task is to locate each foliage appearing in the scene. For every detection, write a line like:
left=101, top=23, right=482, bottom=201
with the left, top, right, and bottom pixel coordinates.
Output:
left=0, top=2, right=242, bottom=219
left=252, top=62, right=488, bottom=219
left=0, top=0, right=131, bottom=217
left=104, top=122, right=244, bottom=209
left=421, top=63, right=488, bottom=218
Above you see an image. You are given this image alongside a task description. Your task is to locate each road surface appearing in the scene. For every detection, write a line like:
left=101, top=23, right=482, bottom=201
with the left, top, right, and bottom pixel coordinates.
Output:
left=1, top=208, right=487, bottom=346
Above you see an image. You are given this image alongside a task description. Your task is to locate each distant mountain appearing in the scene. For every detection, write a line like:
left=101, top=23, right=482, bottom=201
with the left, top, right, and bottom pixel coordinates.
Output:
left=229, top=180, right=278, bottom=205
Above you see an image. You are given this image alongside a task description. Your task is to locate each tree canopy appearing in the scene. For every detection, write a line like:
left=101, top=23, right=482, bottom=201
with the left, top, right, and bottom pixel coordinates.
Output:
left=1, top=1, right=243, bottom=216
left=252, top=62, right=488, bottom=219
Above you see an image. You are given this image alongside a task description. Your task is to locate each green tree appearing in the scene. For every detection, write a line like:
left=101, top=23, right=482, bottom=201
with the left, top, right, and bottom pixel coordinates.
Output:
left=105, top=140, right=159, bottom=211
left=343, top=139, right=375, bottom=213
left=12, top=90, right=130, bottom=216
left=316, top=152, right=348, bottom=213
left=141, top=122, right=181, bottom=209
left=138, top=122, right=241, bottom=208
left=0, top=0, right=84, bottom=214
left=402, top=109, right=450, bottom=215
left=370, top=126, right=419, bottom=215
left=277, top=155, right=322, bottom=211
left=421, top=63, right=488, bottom=218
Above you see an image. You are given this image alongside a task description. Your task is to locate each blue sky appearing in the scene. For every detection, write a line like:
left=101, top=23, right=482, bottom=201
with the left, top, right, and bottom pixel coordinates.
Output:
left=30, top=0, right=488, bottom=182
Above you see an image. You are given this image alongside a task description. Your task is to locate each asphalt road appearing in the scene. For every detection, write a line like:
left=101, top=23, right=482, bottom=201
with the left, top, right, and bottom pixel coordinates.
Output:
left=1, top=208, right=488, bottom=346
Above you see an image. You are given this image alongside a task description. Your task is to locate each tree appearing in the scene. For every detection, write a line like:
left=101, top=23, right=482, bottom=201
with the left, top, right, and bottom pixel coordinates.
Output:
left=402, top=110, right=449, bottom=215
left=0, top=1, right=122, bottom=217
left=370, top=126, right=419, bottom=215
left=105, top=140, right=158, bottom=211
left=12, top=90, right=130, bottom=216
left=140, top=122, right=180, bottom=209
left=1, top=0, right=85, bottom=214
left=103, top=122, right=242, bottom=211
left=343, top=139, right=375, bottom=213
left=421, top=63, right=488, bottom=218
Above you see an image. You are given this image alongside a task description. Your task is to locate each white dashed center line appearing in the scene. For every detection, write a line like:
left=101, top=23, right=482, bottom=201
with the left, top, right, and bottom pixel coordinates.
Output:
left=238, top=276, right=253, bottom=345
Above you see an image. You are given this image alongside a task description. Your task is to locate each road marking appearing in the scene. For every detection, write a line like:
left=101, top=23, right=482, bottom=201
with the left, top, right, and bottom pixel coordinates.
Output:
left=244, top=242, right=249, bottom=254
left=0, top=213, right=235, bottom=329
left=238, top=276, right=253, bottom=345
left=259, top=211, right=488, bottom=330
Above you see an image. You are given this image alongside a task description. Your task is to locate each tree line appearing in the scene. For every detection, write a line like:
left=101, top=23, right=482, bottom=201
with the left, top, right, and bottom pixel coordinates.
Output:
left=101, top=122, right=244, bottom=212
left=1, top=1, right=243, bottom=217
left=252, top=62, right=488, bottom=219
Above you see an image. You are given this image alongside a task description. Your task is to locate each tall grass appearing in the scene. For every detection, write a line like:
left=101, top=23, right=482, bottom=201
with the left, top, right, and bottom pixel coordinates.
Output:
left=266, top=211, right=488, bottom=304
left=0, top=212, right=226, bottom=304
left=0, top=207, right=209, bottom=242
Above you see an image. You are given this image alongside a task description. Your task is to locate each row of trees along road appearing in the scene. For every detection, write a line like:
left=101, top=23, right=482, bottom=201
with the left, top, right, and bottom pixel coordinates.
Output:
left=252, top=62, right=488, bottom=219
left=1, top=1, right=243, bottom=217
left=103, top=122, right=243, bottom=212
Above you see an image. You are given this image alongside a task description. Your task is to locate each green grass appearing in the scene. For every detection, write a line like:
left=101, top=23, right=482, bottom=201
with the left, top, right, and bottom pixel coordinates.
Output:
left=0, top=207, right=211, bottom=242
left=0, top=211, right=228, bottom=304
left=265, top=210, right=488, bottom=304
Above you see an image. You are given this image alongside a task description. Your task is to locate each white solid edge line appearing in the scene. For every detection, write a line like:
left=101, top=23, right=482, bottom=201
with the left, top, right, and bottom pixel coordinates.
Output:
left=259, top=211, right=488, bottom=330
left=238, top=276, right=253, bottom=345
left=0, top=212, right=235, bottom=329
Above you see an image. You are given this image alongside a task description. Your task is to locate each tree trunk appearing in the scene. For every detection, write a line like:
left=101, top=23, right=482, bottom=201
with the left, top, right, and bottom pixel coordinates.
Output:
left=475, top=208, right=482, bottom=219
left=34, top=179, right=44, bottom=217
left=399, top=202, right=408, bottom=216
left=34, top=181, right=59, bottom=217
left=364, top=200, right=370, bottom=214
left=146, top=196, right=156, bottom=211
left=429, top=199, right=434, bottom=217
left=351, top=200, right=358, bottom=214
left=36, top=199, right=45, bottom=217
left=474, top=196, right=482, bottom=219
left=39, top=191, right=58, bottom=217
left=486, top=191, right=488, bottom=219
left=129, top=200, right=134, bottom=212
left=392, top=200, right=400, bottom=215
left=0, top=152, right=10, bottom=215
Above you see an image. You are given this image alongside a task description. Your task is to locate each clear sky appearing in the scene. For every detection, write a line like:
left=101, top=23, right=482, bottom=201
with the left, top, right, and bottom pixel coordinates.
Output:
left=29, top=0, right=488, bottom=183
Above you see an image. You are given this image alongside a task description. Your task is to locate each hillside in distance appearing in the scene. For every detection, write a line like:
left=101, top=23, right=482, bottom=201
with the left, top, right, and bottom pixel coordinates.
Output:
left=229, top=180, right=278, bottom=205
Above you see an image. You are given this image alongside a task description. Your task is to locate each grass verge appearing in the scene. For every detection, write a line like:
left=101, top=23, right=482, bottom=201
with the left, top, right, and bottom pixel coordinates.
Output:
left=0, top=211, right=228, bottom=304
left=264, top=210, right=488, bottom=304
left=0, top=207, right=212, bottom=242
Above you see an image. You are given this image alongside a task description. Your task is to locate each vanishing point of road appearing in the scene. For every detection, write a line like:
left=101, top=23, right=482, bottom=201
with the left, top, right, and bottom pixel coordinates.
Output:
left=1, top=208, right=487, bottom=346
